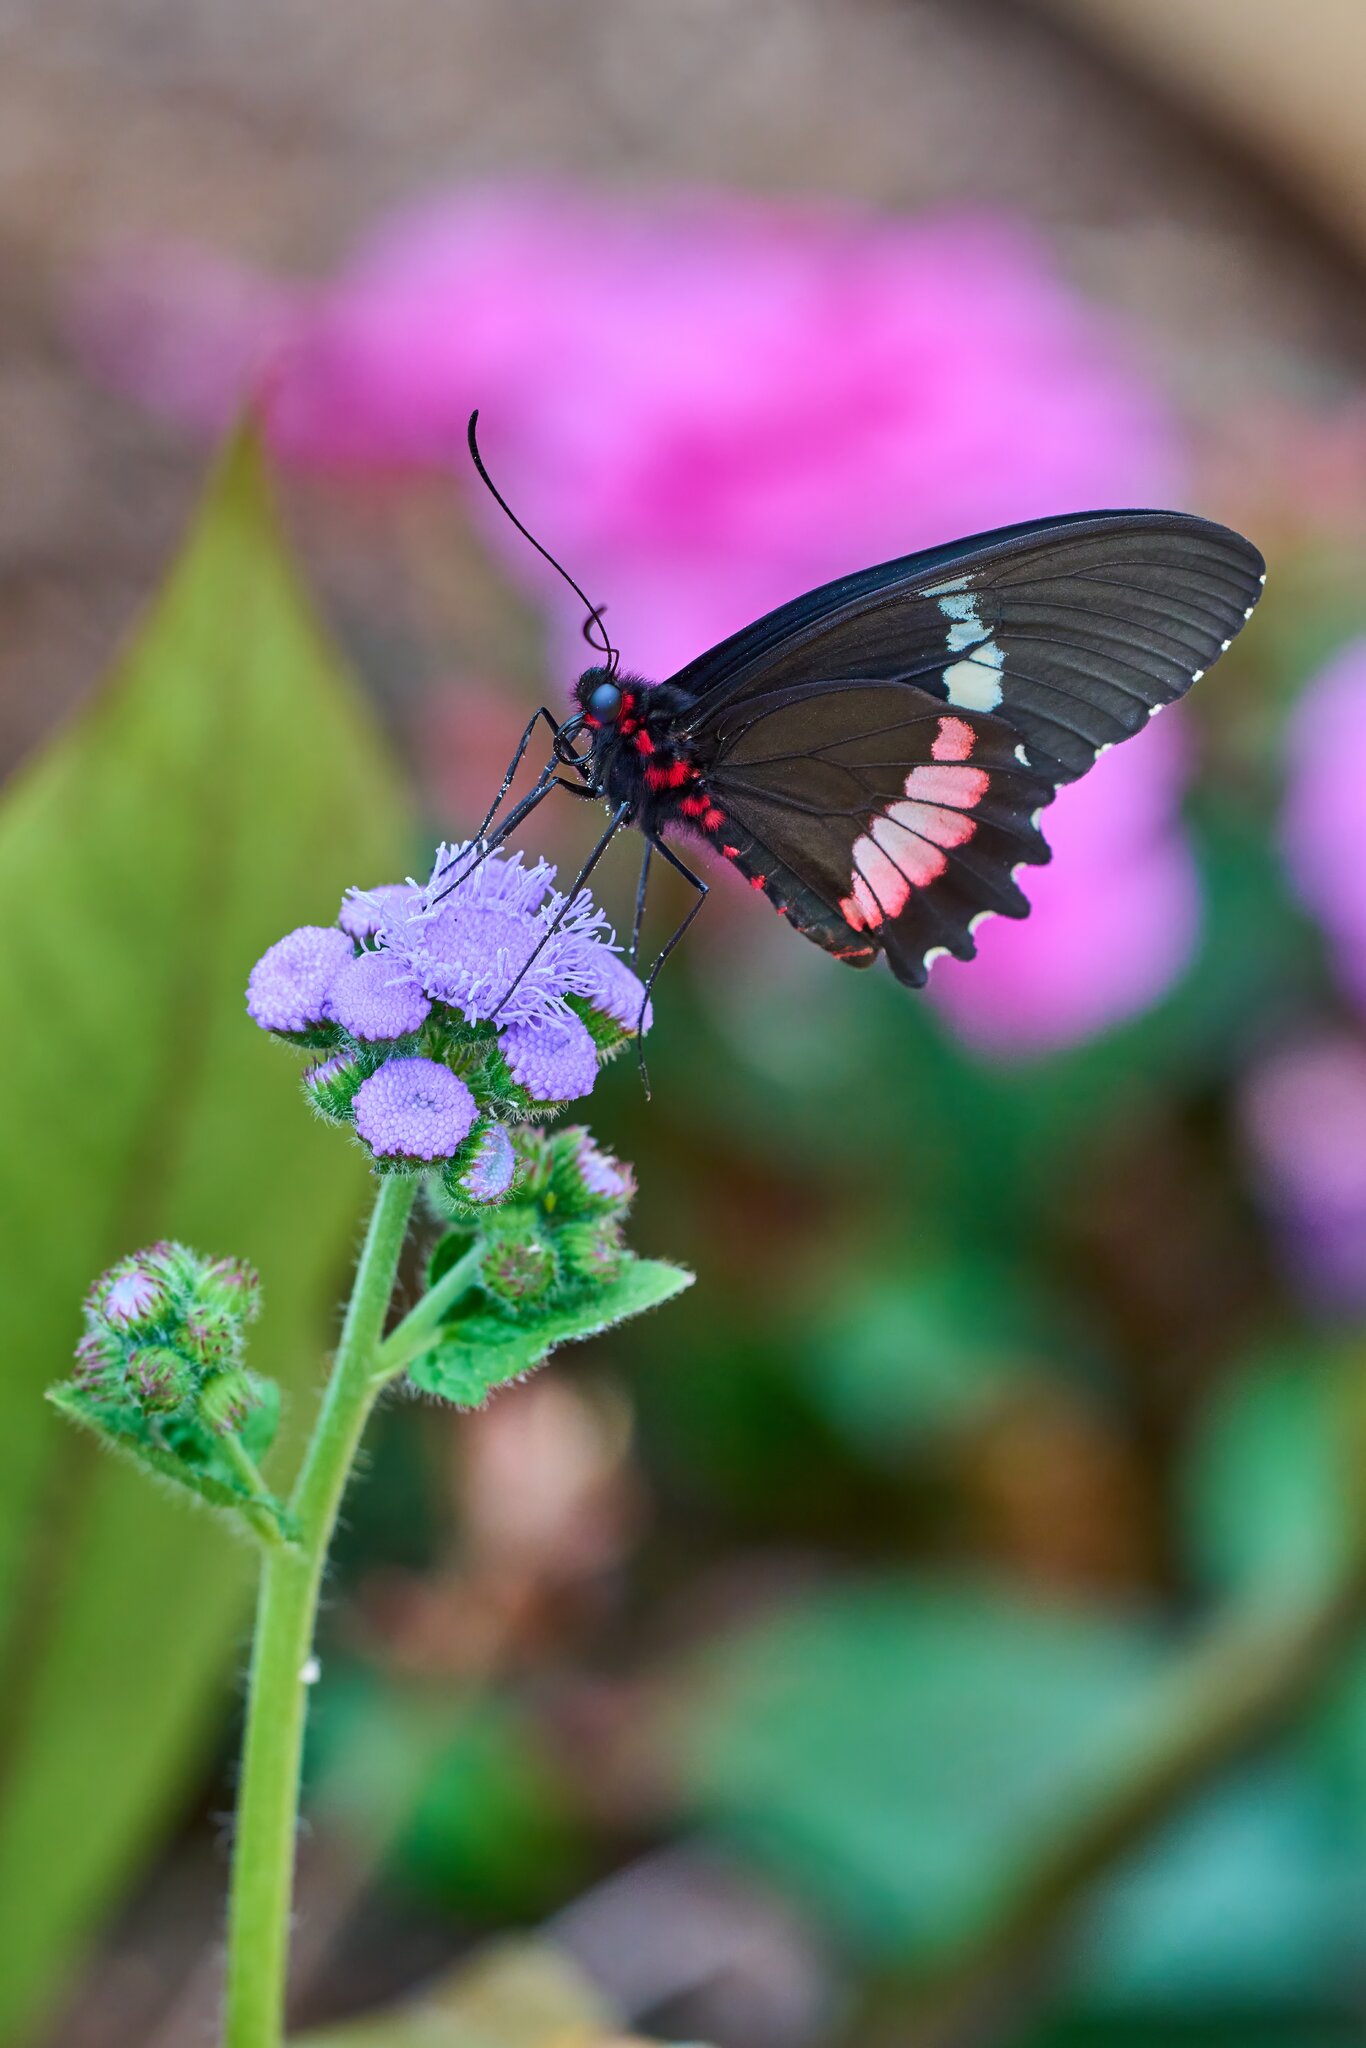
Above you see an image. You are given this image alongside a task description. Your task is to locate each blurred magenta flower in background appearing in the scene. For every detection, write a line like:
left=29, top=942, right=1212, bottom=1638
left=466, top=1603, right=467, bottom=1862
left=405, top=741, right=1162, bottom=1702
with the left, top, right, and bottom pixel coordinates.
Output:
left=1282, top=637, right=1366, bottom=1013
left=1239, top=1031, right=1366, bottom=1313
left=76, top=180, right=1197, bottom=1049
left=929, top=714, right=1201, bottom=1057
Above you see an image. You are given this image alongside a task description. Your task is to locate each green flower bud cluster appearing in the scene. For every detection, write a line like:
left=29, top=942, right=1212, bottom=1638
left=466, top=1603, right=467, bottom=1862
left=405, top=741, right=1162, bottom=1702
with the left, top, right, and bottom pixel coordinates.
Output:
left=72, top=1242, right=266, bottom=1434
left=470, top=1126, right=633, bottom=1313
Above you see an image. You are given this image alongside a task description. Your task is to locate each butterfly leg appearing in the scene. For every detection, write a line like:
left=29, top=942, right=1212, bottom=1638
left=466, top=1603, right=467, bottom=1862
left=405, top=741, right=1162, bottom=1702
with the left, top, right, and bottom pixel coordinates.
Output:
left=489, top=801, right=631, bottom=1018
left=629, top=841, right=653, bottom=969
left=633, top=836, right=709, bottom=1097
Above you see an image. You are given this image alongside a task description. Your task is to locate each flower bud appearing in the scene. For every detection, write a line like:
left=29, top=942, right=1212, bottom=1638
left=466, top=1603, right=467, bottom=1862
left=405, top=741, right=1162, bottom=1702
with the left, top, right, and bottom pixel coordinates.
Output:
left=198, top=1256, right=263, bottom=1322
left=547, top=1127, right=636, bottom=1218
left=556, top=1217, right=626, bottom=1288
left=89, top=1253, right=173, bottom=1333
left=180, top=1304, right=241, bottom=1370
left=438, top=1122, right=517, bottom=1211
left=72, top=1325, right=124, bottom=1395
left=126, top=1344, right=193, bottom=1413
left=303, top=1047, right=368, bottom=1121
left=480, top=1225, right=556, bottom=1308
left=198, top=1368, right=263, bottom=1436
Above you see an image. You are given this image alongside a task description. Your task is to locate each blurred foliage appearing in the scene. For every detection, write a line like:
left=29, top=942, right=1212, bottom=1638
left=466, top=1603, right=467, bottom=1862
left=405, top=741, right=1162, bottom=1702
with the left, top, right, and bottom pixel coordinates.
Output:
left=0, top=433, right=408, bottom=2043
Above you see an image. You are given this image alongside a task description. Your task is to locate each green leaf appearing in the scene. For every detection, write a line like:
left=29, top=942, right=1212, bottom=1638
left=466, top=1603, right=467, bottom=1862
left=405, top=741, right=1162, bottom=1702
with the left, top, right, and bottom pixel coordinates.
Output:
left=672, top=1578, right=1366, bottom=2008
left=1074, top=1762, right=1366, bottom=2012
left=674, top=1578, right=1164, bottom=1960
left=45, top=1382, right=293, bottom=1540
left=0, top=430, right=408, bottom=2041
left=410, top=1257, right=693, bottom=1406
left=799, top=1260, right=1103, bottom=1458
left=1179, top=1342, right=1360, bottom=1598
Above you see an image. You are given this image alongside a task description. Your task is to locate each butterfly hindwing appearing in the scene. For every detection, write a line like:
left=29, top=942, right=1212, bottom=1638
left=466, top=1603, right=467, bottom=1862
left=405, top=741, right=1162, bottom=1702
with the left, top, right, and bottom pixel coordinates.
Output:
left=660, top=511, right=1263, bottom=986
left=702, top=688, right=1055, bottom=986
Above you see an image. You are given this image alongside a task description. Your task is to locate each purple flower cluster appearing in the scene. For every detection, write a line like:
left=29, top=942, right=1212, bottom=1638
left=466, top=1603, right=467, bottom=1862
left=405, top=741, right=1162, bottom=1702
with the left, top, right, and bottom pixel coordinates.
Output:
left=247, top=841, right=650, bottom=1168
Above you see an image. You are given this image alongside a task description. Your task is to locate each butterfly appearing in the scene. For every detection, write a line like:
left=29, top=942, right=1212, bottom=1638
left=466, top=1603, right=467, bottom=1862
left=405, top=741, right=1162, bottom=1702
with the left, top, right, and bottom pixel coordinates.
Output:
left=455, top=416, right=1265, bottom=1027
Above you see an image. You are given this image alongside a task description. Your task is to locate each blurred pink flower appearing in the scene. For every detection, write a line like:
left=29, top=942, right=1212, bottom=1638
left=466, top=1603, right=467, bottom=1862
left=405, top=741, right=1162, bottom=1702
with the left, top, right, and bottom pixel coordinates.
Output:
left=929, top=714, right=1201, bottom=1057
left=75, top=182, right=1195, bottom=1051
left=73, top=182, right=1177, bottom=683
left=1239, top=1031, right=1366, bottom=1313
left=1281, top=637, right=1366, bottom=1012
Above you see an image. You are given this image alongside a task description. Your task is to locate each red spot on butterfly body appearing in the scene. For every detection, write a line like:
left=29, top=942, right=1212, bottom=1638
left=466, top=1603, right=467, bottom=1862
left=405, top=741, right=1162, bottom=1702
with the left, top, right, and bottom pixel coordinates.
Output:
left=634, top=730, right=655, bottom=755
left=680, top=794, right=710, bottom=818
left=722, top=844, right=740, bottom=859
left=703, top=807, right=725, bottom=832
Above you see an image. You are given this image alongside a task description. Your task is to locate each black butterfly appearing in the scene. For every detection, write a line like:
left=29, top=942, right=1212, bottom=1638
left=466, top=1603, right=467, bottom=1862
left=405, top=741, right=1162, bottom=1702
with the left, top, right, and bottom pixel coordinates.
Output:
left=453, top=415, right=1265, bottom=1031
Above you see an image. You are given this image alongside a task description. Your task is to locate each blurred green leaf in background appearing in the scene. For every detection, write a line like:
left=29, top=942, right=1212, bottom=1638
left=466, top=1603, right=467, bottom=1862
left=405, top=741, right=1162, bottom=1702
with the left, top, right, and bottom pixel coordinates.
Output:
left=0, top=432, right=409, bottom=2042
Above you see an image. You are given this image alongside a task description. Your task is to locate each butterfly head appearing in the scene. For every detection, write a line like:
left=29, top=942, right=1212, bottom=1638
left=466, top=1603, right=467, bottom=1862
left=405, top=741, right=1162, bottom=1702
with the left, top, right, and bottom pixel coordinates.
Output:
left=576, top=667, right=624, bottom=727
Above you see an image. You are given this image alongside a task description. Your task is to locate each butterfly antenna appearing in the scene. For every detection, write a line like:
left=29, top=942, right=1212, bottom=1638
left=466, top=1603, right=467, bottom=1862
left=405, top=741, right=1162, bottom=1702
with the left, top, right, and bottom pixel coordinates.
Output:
left=466, top=410, right=618, bottom=676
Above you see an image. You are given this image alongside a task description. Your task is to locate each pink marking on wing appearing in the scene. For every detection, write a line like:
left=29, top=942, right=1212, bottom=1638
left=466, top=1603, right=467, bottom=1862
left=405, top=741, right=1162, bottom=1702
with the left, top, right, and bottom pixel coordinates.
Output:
left=932, top=716, right=976, bottom=762
left=904, top=763, right=991, bottom=808
left=840, top=894, right=867, bottom=931
left=868, top=812, right=952, bottom=883
left=846, top=836, right=914, bottom=925
left=886, top=798, right=977, bottom=851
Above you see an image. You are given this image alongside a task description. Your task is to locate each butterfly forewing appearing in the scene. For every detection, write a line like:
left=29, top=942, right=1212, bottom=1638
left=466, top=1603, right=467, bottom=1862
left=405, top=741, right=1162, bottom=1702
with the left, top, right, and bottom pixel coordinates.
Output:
left=670, top=511, right=1263, bottom=988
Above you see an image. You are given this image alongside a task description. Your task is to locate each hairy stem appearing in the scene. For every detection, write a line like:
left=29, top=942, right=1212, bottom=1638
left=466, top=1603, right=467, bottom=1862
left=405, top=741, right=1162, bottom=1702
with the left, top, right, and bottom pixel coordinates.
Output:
left=222, top=1172, right=417, bottom=2048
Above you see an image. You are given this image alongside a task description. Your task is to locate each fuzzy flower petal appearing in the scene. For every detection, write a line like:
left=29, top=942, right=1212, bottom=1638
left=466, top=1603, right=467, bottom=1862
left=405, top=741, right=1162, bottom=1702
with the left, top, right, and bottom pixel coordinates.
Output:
left=353, top=1056, right=477, bottom=1160
left=375, top=842, right=645, bottom=1041
left=458, top=1122, right=517, bottom=1203
left=339, top=883, right=420, bottom=941
left=247, top=925, right=354, bottom=1033
left=324, top=948, right=431, bottom=1041
left=499, top=1014, right=598, bottom=1102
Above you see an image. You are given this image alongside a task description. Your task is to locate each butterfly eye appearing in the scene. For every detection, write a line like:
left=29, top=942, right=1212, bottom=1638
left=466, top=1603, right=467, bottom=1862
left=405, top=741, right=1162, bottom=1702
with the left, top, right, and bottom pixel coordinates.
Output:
left=588, top=680, right=623, bottom=723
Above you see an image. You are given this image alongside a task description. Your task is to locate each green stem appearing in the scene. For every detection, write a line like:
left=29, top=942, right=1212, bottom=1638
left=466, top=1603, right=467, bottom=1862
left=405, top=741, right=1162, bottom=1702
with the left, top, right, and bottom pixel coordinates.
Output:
left=372, top=1244, right=482, bottom=1382
left=217, top=1433, right=287, bottom=1545
left=222, top=1171, right=418, bottom=2048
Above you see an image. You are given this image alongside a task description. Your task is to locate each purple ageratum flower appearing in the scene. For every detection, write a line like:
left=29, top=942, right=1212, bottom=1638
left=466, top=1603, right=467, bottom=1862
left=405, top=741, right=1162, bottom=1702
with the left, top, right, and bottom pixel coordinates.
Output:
left=247, top=925, right=353, bottom=1033
left=500, top=1014, right=599, bottom=1103
left=352, top=1056, right=477, bottom=1161
left=457, top=1122, right=516, bottom=1203
left=339, top=882, right=419, bottom=942
left=930, top=716, right=1200, bottom=1057
left=1240, top=1032, right=1366, bottom=1314
left=1282, top=639, right=1366, bottom=1012
left=324, top=947, right=432, bottom=1041
left=585, top=949, right=654, bottom=1034
left=354, top=841, right=650, bottom=1102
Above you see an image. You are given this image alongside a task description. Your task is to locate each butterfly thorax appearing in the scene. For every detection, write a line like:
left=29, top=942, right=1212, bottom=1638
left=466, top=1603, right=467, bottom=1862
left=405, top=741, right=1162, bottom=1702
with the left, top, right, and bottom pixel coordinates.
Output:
left=573, top=668, right=714, bottom=830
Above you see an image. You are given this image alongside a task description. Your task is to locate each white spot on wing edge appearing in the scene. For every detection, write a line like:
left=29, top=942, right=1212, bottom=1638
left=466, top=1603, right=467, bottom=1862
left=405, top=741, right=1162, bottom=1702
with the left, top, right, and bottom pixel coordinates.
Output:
left=968, top=909, right=996, bottom=936
left=1220, top=637, right=1232, bottom=651
left=923, top=945, right=949, bottom=972
left=1190, top=668, right=1204, bottom=683
left=1029, top=806, right=1046, bottom=829
left=1014, top=744, right=1031, bottom=767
